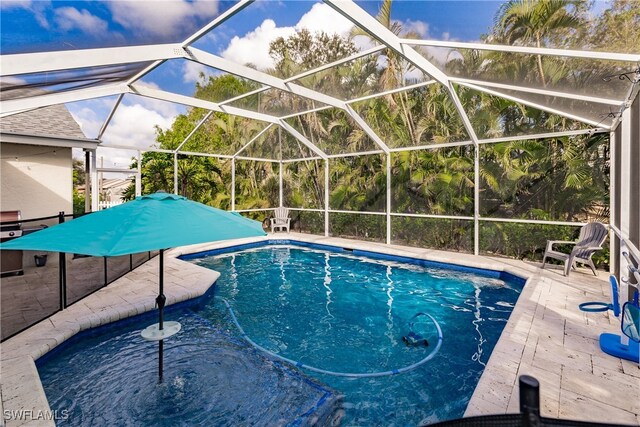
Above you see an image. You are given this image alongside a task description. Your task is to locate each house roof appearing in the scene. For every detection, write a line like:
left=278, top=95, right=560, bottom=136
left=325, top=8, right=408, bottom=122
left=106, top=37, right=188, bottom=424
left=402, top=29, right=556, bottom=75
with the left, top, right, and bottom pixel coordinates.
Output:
left=101, top=178, right=131, bottom=190
left=0, top=86, right=97, bottom=148
left=1, top=105, right=87, bottom=140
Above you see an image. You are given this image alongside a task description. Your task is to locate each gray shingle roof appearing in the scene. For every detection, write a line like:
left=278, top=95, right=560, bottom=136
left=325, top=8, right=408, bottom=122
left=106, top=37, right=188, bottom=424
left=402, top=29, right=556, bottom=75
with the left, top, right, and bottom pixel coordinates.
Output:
left=0, top=86, right=88, bottom=140
left=1, top=104, right=87, bottom=140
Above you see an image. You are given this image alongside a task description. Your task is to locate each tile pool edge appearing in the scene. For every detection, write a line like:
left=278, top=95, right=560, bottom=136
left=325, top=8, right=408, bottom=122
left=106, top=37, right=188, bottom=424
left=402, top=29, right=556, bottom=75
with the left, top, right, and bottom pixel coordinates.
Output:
left=179, top=238, right=528, bottom=286
left=34, top=285, right=218, bottom=367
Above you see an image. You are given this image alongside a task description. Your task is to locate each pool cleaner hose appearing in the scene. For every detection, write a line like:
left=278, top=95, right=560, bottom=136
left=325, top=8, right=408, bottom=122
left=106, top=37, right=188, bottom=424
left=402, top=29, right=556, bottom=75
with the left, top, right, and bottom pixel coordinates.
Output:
left=215, top=296, right=443, bottom=378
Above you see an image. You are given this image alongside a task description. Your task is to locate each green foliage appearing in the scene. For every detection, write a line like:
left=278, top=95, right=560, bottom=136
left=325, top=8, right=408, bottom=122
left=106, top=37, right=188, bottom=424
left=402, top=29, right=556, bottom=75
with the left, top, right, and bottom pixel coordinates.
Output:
left=269, top=29, right=358, bottom=77
left=123, top=75, right=270, bottom=209
left=330, top=155, right=386, bottom=212
left=72, top=189, right=85, bottom=216
left=283, top=160, right=324, bottom=209
left=392, top=217, right=474, bottom=252
left=587, top=0, right=640, bottom=54
left=391, top=147, right=474, bottom=216
left=126, top=0, right=627, bottom=269
left=72, top=158, right=87, bottom=215
left=479, top=134, right=609, bottom=221
left=292, top=211, right=325, bottom=235
left=195, top=74, right=260, bottom=103
left=72, top=159, right=85, bottom=187
left=480, top=222, right=574, bottom=260
left=330, top=213, right=386, bottom=243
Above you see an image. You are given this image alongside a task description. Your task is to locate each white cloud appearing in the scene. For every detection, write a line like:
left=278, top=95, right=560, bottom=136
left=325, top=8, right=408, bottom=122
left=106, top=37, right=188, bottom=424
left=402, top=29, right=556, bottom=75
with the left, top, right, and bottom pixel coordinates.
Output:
left=68, top=95, right=180, bottom=172
left=395, top=21, right=457, bottom=69
left=54, top=7, right=108, bottom=35
left=351, top=34, right=376, bottom=52
left=0, top=0, right=32, bottom=8
left=127, top=82, right=183, bottom=118
left=402, top=19, right=429, bottom=38
left=67, top=98, right=118, bottom=139
left=131, top=80, right=182, bottom=111
left=221, top=19, right=295, bottom=70
left=418, top=47, right=449, bottom=68
left=96, top=102, right=177, bottom=171
left=70, top=106, right=102, bottom=139
left=1, top=0, right=50, bottom=28
left=107, top=0, right=218, bottom=38
left=95, top=147, right=137, bottom=174
left=103, top=102, right=176, bottom=148
left=418, top=31, right=460, bottom=68
left=221, top=2, right=355, bottom=70
left=296, top=2, right=354, bottom=35
left=183, top=61, right=210, bottom=84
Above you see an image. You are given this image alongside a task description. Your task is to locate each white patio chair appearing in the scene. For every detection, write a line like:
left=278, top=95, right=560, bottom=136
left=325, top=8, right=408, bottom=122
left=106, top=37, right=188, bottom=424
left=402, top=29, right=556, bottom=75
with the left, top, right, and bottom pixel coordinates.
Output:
left=541, top=222, right=608, bottom=276
left=270, top=207, right=290, bottom=233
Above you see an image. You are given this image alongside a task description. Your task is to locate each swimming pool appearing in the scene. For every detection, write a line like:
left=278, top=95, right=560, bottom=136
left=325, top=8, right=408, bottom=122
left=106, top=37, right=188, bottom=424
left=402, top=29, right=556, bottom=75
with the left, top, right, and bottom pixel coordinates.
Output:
left=37, top=302, right=342, bottom=426
left=38, top=241, right=524, bottom=426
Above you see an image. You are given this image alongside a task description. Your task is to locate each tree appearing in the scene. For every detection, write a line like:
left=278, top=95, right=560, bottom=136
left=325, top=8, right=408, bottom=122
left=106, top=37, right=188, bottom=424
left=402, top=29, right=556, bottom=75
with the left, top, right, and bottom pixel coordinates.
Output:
left=72, top=158, right=85, bottom=187
left=494, top=0, right=583, bottom=86
left=269, top=30, right=368, bottom=210
left=121, top=0, right=633, bottom=263
left=269, top=29, right=358, bottom=78
left=123, top=72, right=265, bottom=205
left=588, top=0, right=640, bottom=53
left=351, top=0, right=426, bottom=146
left=72, top=158, right=86, bottom=215
left=195, top=73, right=260, bottom=104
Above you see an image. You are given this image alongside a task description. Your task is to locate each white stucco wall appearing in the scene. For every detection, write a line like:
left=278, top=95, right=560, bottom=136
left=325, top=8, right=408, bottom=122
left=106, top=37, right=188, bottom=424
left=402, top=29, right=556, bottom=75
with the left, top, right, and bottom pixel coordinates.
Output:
left=0, top=143, right=73, bottom=219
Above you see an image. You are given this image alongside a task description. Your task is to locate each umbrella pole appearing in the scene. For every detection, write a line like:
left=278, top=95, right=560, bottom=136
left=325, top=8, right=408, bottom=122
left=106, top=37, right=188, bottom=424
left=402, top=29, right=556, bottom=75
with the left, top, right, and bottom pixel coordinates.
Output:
left=156, top=249, right=166, bottom=382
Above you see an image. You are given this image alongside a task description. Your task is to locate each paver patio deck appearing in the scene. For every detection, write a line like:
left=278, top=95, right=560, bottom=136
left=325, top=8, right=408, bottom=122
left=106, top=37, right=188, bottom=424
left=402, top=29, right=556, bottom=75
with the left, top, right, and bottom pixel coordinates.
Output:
left=1, top=252, right=147, bottom=340
left=1, top=232, right=638, bottom=426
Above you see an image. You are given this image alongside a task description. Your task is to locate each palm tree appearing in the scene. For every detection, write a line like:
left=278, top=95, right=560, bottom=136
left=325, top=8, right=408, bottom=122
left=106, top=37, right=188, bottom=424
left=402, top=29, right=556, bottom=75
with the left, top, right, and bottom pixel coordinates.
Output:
left=494, top=0, right=582, bottom=87
left=351, top=0, right=427, bottom=146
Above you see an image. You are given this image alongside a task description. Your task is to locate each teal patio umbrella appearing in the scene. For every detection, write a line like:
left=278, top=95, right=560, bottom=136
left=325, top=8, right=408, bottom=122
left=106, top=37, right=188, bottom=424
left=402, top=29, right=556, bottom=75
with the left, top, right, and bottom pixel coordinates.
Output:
left=0, top=192, right=266, bottom=380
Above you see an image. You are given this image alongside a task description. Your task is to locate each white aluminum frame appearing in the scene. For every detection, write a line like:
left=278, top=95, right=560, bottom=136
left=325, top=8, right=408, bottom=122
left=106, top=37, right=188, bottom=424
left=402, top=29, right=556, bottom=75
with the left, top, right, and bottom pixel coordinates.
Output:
left=1, top=0, right=637, bottom=263
left=97, top=94, right=124, bottom=140
left=450, top=77, right=625, bottom=106
left=403, top=39, right=640, bottom=63
left=456, top=81, right=609, bottom=129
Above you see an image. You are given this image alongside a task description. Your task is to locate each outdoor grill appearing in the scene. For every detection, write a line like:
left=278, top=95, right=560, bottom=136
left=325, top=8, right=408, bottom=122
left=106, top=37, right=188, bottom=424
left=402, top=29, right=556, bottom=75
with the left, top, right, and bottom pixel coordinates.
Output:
left=1, top=210, right=23, bottom=276
left=0, top=210, right=22, bottom=238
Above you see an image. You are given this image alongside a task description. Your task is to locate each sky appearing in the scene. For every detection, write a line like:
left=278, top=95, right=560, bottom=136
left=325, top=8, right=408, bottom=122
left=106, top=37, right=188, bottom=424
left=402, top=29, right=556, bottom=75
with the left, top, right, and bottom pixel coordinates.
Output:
left=0, top=0, right=596, bottom=169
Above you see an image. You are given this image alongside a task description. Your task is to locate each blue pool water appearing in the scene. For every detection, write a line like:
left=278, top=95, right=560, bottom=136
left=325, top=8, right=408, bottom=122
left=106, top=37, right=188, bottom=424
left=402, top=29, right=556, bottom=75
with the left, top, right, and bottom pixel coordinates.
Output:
left=38, top=243, right=523, bottom=426
left=37, top=311, right=341, bottom=426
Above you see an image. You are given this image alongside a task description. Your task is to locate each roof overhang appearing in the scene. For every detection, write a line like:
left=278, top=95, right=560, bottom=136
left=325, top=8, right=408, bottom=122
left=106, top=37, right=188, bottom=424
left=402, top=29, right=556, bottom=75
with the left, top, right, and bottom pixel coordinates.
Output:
left=0, top=132, right=100, bottom=150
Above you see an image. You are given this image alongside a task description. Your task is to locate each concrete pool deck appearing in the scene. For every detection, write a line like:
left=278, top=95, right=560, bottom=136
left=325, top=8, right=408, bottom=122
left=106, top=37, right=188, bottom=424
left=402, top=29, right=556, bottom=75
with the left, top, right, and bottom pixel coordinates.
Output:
left=1, top=233, right=639, bottom=426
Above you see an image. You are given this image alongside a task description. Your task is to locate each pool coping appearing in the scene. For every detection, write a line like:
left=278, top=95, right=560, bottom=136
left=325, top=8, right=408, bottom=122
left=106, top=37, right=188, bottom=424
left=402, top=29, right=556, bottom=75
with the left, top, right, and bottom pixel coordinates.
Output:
left=179, top=238, right=527, bottom=286
left=1, top=233, right=638, bottom=426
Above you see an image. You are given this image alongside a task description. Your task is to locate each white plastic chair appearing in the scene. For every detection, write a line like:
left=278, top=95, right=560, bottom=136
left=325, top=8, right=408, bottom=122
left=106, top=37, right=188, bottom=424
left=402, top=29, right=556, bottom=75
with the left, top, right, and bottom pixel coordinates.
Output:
left=541, top=222, right=608, bottom=276
left=270, top=207, right=290, bottom=233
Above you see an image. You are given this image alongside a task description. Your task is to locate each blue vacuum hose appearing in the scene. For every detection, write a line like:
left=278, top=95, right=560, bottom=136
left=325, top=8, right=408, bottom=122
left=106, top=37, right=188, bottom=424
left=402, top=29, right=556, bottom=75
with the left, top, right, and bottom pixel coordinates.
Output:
left=215, top=296, right=443, bottom=378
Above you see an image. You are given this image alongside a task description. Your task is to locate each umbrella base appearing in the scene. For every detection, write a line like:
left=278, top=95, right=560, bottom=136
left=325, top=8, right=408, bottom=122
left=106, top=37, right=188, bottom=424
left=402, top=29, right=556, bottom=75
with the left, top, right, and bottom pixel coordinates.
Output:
left=141, top=321, right=181, bottom=341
